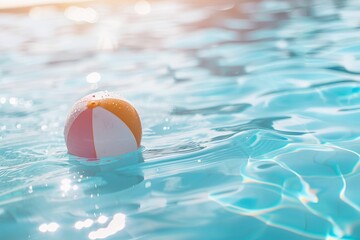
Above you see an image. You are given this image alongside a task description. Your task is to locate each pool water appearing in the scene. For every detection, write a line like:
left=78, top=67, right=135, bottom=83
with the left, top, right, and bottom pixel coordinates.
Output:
left=1, top=0, right=360, bottom=239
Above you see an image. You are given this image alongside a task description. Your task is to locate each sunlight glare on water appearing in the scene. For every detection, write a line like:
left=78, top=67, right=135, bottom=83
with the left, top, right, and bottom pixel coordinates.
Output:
left=0, top=0, right=360, bottom=239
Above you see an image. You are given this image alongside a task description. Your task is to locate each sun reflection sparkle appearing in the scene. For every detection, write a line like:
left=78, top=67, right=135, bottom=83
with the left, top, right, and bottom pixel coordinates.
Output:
left=134, top=0, right=151, bottom=15
left=38, top=222, right=60, bottom=233
left=65, top=6, right=98, bottom=23
left=86, top=72, right=101, bottom=83
left=88, top=213, right=126, bottom=240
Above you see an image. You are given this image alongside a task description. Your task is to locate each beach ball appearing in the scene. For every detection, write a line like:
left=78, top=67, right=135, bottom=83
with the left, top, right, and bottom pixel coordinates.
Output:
left=64, top=91, right=142, bottom=158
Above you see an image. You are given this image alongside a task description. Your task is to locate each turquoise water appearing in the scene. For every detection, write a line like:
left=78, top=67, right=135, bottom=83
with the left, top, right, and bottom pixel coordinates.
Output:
left=1, top=0, right=360, bottom=239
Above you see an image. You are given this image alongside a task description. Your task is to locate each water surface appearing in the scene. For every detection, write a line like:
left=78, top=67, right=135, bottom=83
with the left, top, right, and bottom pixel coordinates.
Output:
left=0, top=0, right=359, bottom=239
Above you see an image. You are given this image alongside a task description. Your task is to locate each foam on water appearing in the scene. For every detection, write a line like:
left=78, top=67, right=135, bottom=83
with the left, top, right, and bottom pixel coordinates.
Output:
left=0, top=0, right=360, bottom=239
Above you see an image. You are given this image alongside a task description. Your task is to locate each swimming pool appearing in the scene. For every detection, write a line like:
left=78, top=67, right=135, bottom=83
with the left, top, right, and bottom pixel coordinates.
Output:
left=0, top=0, right=359, bottom=239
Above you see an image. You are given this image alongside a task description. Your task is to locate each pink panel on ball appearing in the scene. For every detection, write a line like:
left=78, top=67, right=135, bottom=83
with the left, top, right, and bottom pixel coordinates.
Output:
left=66, top=108, right=97, bottom=158
left=64, top=96, right=91, bottom=141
